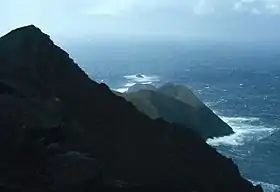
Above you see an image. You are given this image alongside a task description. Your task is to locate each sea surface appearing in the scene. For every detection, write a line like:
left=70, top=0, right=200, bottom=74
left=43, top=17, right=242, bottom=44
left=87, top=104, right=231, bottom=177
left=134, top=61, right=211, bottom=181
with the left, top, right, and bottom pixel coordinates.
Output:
left=65, top=40, right=280, bottom=192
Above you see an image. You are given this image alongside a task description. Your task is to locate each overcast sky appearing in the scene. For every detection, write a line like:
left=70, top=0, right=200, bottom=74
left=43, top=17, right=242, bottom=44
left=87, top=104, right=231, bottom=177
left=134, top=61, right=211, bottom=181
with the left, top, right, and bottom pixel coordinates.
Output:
left=1, top=0, right=280, bottom=41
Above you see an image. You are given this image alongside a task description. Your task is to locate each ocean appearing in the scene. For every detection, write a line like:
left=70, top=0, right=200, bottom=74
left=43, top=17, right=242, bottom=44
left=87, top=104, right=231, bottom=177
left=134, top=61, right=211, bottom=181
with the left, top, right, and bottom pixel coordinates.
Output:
left=65, top=40, right=280, bottom=192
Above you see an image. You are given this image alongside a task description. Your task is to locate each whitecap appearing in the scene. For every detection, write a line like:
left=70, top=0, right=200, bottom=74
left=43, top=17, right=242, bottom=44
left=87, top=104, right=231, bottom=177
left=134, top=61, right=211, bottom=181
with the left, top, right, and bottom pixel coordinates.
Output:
left=207, top=116, right=277, bottom=146
left=124, top=74, right=160, bottom=84
left=221, top=116, right=260, bottom=122
left=124, top=82, right=136, bottom=87
left=114, top=74, right=160, bottom=93
left=141, top=81, right=153, bottom=85
left=115, top=88, right=129, bottom=93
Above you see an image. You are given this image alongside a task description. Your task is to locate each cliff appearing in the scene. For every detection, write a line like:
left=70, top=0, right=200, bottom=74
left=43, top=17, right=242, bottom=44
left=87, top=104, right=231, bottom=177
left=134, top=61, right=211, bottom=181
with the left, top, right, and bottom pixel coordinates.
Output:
left=122, top=83, right=233, bottom=139
left=0, top=25, right=262, bottom=192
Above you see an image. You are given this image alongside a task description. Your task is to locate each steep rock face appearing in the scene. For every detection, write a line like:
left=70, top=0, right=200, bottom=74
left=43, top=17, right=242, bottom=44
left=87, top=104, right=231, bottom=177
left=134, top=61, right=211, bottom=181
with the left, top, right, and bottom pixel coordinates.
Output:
left=0, top=25, right=262, bottom=192
left=123, top=83, right=233, bottom=139
left=158, top=83, right=204, bottom=108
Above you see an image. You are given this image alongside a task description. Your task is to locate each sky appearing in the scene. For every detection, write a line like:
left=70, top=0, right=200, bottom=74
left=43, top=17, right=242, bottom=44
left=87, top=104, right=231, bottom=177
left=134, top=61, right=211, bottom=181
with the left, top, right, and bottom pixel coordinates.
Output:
left=1, top=0, right=280, bottom=42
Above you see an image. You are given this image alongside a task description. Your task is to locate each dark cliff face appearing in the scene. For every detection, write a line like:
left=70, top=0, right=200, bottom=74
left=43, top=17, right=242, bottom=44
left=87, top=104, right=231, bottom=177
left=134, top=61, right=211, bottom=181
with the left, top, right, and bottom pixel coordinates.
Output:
left=122, top=83, right=233, bottom=139
left=0, top=25, right=262, bottom=192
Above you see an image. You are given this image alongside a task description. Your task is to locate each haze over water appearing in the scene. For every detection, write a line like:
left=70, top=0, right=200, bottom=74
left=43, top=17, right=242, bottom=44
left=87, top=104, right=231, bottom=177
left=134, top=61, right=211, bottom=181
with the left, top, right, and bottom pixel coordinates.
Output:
left=2, top=0, right=280, bottom=191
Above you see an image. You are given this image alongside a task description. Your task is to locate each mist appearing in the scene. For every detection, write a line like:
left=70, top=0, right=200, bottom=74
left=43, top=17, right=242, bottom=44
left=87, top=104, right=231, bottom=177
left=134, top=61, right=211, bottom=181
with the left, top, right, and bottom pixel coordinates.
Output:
left=1, top=0, right=280, bottom=43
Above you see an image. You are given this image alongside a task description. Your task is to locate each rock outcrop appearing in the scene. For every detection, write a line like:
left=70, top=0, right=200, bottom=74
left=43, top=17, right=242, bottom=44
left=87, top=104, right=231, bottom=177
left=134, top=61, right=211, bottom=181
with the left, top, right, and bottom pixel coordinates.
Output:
left=127, top=83, right=157, bottom=93
left=0, top=25, right=262, bottom=192
left=122, top=83, right=234, bottom=139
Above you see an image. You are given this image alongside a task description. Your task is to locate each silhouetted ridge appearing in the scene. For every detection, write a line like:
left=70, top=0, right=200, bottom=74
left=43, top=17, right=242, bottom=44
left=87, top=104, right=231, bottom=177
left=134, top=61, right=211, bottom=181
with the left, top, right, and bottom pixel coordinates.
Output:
left=0, top=25, right=263, bottom=192
left=3, top=25, right=42, bottom=37
left=0, top=24, right=92, bottom=99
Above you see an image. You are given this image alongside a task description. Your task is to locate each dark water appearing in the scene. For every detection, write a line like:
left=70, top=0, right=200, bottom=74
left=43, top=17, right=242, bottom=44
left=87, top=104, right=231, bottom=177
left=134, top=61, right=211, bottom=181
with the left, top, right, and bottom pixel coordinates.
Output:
left=65, top=40, right=280, bottom=191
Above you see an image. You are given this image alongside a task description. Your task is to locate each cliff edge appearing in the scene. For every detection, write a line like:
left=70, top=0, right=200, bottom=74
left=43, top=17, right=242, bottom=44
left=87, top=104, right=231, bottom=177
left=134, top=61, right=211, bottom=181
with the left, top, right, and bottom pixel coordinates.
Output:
left=0, top=25, right=262, bottom=192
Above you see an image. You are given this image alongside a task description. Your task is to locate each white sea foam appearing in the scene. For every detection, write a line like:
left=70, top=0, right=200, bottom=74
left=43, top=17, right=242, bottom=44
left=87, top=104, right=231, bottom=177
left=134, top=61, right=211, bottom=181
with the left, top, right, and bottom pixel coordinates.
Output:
left=115, top=88, right=129, bottom=93
left=204, top=102, right=217, bottom=108
left=115, top=74, right=159, bottom=93
left=250, top=180, right=280, bottom=192
left=124, top=74, right=160, bottom=83
left=124, top=82, right=136, bottom=87
left=207, top=116, right=276, bottom=146
left=141, top=81, right=153, bottom=85
left=115, top=82, right=137, bottom=93
left=222, top=116, right=260, bottom=122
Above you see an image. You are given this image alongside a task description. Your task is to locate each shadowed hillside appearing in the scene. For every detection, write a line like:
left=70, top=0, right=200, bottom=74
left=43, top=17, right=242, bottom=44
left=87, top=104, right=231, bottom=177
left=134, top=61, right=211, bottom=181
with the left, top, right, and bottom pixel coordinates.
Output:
left=121, top=83, right=233, bottom=139
left=0, top=25, right=262, bottom=192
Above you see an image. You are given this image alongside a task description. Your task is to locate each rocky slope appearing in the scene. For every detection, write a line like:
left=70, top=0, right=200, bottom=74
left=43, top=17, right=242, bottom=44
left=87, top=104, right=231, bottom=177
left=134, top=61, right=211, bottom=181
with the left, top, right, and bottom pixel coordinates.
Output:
left=127, top=83, right=157, bottom=93
left=0, top=25, right=262, bottom=192
left=122, top=83, right=233, bottom=139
